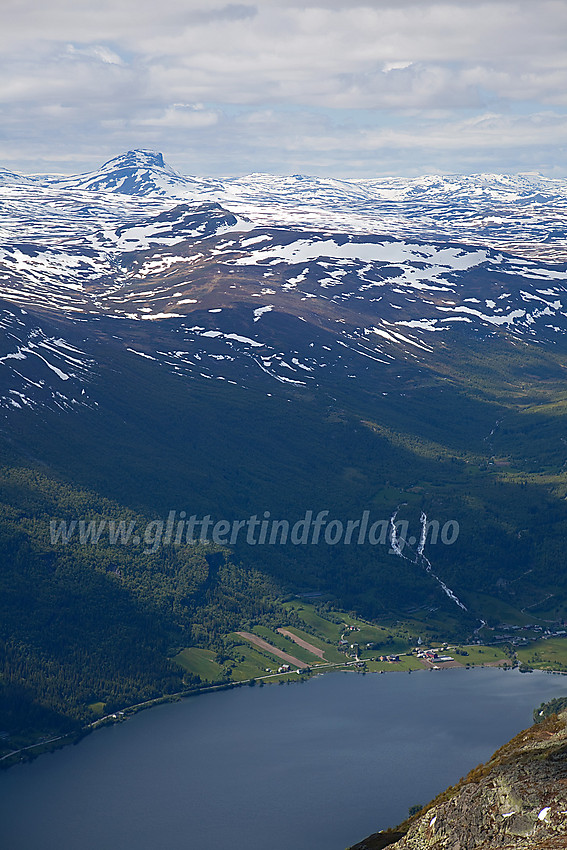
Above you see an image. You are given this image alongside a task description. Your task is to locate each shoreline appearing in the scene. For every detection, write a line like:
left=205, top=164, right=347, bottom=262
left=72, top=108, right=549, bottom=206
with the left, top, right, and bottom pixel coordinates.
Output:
left=4, top=654, right=560, bottom=771
left=0, top=657, right=364, bottom=769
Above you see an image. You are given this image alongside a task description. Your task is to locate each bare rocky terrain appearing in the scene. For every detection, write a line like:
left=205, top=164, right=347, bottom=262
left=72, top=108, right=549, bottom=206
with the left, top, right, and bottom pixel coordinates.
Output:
left=351, top=710, right=567, bottom=850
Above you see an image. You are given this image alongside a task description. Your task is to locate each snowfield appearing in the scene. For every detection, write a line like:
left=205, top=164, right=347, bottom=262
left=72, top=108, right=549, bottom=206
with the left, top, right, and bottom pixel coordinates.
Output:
left=1, top=149, right=567, bottom=410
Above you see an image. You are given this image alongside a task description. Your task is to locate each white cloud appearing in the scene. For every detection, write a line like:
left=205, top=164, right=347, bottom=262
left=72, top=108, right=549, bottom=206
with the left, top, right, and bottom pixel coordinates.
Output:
left=0, top=0, right=565, bottom=176
left=134, top=104, right=219, bottom=128
left=65, top=44, right=125, bottom=65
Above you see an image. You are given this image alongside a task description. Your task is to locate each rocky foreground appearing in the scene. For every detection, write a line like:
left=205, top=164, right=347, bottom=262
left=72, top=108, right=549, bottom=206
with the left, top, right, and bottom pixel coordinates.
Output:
left=351, top=710, right=567, bottom=850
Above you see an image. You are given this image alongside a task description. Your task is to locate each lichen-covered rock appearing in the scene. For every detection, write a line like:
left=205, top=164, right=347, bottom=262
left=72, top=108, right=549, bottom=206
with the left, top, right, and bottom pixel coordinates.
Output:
left=352, top=712, right=567, bottom=850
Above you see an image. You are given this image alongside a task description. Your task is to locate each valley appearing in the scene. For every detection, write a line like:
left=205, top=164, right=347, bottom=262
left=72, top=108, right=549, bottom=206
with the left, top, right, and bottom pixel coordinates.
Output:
left=1, top=151, right=567, bottom=764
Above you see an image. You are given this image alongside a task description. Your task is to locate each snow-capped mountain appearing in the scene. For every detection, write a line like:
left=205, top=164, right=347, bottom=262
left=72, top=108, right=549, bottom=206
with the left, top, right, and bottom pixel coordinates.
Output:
left=10, top=149, right=565, bottom=261
left=97, top=202, right=253, bottom=251
left=1, top=150, right=567, bottom=413
left=42, top=149, right=216, bottom=198
left=219, top=171, right=567, bottom=263
left=0, top=167, right=36, bottom=187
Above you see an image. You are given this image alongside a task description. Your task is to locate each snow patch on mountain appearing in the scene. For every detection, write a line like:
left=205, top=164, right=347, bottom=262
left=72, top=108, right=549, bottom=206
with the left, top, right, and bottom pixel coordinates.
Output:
left=0, top=307, right=96, bottom=414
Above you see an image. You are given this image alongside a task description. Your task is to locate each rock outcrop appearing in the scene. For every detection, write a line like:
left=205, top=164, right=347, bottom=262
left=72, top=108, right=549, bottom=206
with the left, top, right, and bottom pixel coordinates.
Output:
left=351, top=711, right=567, bottom=850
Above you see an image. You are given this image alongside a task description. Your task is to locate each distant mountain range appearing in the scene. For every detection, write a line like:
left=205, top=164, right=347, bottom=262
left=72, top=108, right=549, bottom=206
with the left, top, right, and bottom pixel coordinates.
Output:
left=1, top=149, right=566, bottom=414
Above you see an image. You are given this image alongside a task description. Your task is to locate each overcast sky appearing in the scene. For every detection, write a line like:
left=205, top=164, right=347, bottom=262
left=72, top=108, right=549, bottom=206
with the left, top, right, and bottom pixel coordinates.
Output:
left=1, top=0, right=566, bottom=178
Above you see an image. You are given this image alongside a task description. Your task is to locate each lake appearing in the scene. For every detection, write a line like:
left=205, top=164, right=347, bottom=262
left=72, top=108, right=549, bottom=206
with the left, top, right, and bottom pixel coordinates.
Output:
left=2, top=667, right=567, bottom=850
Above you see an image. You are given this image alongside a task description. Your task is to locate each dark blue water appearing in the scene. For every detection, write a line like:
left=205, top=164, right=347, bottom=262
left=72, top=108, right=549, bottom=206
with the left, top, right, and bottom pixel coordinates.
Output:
left=1, top=667, right=566, bottom=850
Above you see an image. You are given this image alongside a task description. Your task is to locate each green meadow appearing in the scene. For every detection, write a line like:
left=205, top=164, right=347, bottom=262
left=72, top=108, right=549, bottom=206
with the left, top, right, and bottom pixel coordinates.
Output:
left=517, top=638, right=567, bottom=672
left=174, top=648, right=224, bottom=682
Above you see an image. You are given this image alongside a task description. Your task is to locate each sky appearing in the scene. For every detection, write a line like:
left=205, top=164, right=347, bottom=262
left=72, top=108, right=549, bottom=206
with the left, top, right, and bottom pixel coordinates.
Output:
left=1, top=0, right=566, bottom=178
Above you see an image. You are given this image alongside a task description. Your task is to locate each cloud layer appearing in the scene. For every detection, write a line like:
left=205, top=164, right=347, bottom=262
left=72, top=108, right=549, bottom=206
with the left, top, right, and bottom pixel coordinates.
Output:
left=1, top=0, right=566, bottom=176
